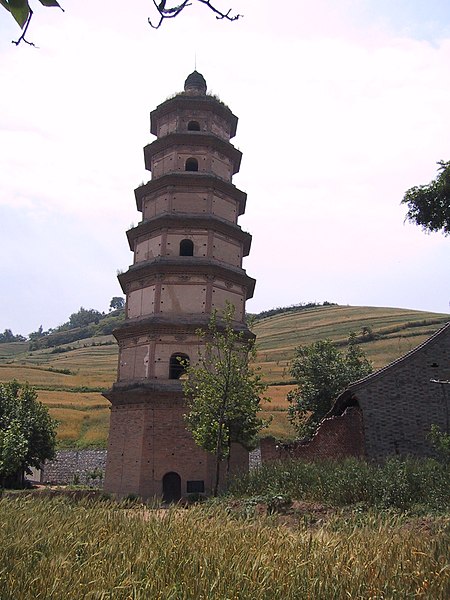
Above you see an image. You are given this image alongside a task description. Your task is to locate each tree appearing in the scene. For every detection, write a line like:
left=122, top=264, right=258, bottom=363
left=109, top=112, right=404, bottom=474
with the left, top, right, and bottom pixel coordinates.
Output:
left=288, top=334, right=372, bottom=438
left=1, top=0, right=63, bottom=46
left=401, top=160, right=450, bottom=236
left=68, top=307, right=102, bottom=329
left=0, top=381, right=57, bottom=487
left=149, top=1, right=242, bottom=29
left=0, top=329, right=26, bottom=343
left=182, top=304, right=267, bottom=496
left=109, top=296, right=125, bottom=311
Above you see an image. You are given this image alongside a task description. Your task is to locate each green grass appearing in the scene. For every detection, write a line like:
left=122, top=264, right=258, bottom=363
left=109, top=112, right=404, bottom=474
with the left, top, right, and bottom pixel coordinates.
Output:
left=0, top=305, right=448, bottom=446
left=229, top=456, right=450, bottom=511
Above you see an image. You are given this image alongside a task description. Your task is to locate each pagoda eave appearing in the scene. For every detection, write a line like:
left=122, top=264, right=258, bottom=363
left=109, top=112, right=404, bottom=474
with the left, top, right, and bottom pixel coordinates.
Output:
left=112, top=313, right=254, bottom=342
left=134, top=173, right=247, bottom=214
left=126, top=213, right=252, bottom=256
left=150, top=94, right=238, bottom=138
left=118, top=258, right=256, bottom=298
left=143, top=133, right=242, bottom=174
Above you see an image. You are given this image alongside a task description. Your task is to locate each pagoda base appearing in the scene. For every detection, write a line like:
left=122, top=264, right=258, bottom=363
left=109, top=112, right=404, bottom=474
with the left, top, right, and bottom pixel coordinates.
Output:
left=103, top=383, right=248, bottom=500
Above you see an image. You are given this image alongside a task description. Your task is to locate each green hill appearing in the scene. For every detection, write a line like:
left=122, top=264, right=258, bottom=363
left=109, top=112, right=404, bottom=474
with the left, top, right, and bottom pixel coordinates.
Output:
left=0, top=305, right=448, bottom=446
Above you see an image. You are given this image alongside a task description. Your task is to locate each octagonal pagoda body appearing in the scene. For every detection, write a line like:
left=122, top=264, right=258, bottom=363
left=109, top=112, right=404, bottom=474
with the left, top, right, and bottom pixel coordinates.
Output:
left=104, top=72, right=255, bottom=500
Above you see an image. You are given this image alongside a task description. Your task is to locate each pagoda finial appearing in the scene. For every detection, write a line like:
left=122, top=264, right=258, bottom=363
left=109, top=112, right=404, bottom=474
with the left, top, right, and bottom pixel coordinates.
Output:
left=184, top=71, right=207, bottom=96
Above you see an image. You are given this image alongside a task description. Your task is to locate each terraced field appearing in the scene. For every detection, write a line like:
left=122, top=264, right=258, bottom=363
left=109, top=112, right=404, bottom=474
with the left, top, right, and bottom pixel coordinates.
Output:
left=0, top=305, right=448, bottom=445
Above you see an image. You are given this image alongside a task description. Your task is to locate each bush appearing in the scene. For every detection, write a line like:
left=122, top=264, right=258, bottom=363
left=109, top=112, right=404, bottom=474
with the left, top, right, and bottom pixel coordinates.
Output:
left=229, top=457, right=450, bottom=510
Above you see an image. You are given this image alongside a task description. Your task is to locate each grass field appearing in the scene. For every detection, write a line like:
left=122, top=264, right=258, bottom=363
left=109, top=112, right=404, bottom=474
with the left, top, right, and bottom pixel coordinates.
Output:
left=0, top=494, right=448, bottom=599
left=0, top=305, right=448, bottom=447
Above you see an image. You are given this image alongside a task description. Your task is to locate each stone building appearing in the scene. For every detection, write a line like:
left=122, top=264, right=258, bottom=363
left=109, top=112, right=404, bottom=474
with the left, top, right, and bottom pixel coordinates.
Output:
left=261, top=322, right=450, bottom=462
left=103, top=72, right=255, bottom=500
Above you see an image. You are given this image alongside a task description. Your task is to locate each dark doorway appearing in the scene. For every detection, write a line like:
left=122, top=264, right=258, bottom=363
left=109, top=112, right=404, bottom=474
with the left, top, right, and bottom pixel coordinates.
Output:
left=162, top=472, right=181, bottom=502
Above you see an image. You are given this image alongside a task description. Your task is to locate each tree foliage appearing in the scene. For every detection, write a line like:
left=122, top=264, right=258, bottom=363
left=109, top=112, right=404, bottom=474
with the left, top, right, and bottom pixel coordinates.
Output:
left=68, top=307, right=103, bottom=329
left=288, top=334, right=372, bottom=438
left=0, top=381, right=57, bottom=487
left=109, top=296, right=125, bottom=311
left=183, top=304, right=267, bottom=496
left=401, top=160, right=450, bottom=236
left=0, top=329, right=26, bottom=343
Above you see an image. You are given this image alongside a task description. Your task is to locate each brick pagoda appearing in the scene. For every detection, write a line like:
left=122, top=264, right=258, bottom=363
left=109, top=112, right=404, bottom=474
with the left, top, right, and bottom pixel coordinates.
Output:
left=103, top=72, right=256, bottom=500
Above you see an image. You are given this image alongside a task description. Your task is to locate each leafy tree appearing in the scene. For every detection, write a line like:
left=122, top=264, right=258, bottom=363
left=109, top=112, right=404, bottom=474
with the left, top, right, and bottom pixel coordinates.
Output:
left=28, top=325, right=48, bottom=341
left=0, top=329, right=26, bottom=343
left=0, top=381, right=57, bottom=487
left=288, top=334, right=372, bottom=438
left=68, top=307, right=102, bottom=329
left=401, top=160, right=450, bottom=236
left=183, top=304, right=267, bottom=496
left=109, top=296, right=125, bottom=311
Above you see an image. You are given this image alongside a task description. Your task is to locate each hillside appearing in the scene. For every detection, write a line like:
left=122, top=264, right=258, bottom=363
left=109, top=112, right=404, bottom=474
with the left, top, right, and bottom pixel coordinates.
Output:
left=0, top=305, right=448, bottom=446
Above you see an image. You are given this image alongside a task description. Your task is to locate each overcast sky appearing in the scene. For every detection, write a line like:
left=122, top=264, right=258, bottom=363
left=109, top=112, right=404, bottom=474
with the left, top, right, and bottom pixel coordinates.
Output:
left=1, top=0, right=449, bottom=336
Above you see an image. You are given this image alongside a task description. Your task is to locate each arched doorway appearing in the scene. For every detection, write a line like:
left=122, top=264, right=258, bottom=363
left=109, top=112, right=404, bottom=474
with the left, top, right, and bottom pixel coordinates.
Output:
left=162, top=471, right=182, bottom=502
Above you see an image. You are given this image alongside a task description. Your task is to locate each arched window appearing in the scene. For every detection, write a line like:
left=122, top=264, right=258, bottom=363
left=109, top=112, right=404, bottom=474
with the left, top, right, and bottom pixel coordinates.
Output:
left=179, top=239, right=194, bottom=256
left=187, top=120, right=200, bottom=131
left=169, top=352, right=190, bottom=379
left=185, top=157, right=198, bottom=172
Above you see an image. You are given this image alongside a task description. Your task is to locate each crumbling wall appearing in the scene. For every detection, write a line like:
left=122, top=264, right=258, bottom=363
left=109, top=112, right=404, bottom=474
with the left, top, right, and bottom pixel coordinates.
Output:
left=260, top=407, right=365, bottom=463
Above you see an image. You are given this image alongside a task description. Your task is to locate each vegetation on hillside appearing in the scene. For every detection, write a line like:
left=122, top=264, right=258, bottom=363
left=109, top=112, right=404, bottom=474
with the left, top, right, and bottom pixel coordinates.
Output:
left=247, top=300, right=337, bottom=322
left=28, top=306, right=125, bottom=350
left=0, top=304, right=448, bottom=447
left=0, top=329, right=26, bottom=344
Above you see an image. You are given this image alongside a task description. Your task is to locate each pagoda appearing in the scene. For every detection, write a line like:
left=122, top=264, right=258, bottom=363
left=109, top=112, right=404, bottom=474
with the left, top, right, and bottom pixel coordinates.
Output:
left=103, top=72, right=255, bottom=500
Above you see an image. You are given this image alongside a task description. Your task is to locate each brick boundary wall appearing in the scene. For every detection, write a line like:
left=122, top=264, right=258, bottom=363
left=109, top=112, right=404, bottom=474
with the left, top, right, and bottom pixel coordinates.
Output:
left=41, top=450, right=107, bottom=486
left=260, top=407, right=365, bottom=463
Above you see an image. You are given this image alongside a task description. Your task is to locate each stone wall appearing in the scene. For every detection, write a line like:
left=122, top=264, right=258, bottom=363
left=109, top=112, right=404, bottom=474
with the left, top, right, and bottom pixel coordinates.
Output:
left=260, top=407, right=365, bottom=463
left=42, top=450, right=107, bottom=486
left=344, top=323, right=450, bottom=459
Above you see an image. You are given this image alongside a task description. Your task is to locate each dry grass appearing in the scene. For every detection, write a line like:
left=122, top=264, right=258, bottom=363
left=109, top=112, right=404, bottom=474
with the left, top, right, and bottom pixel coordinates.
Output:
left=253, top=305, right=448, bottom=379
left=36, top=390, right=109, bottom=408
left=47, top=404, right=110, bottom=448
left=0, top=497, right=448, bottom=599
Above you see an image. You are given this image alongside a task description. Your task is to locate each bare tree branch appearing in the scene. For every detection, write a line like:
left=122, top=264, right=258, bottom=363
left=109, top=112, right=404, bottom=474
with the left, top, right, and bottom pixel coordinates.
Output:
left=12, top=8, right=37, bottom=47
left=149, top=0, right=242, bottom=29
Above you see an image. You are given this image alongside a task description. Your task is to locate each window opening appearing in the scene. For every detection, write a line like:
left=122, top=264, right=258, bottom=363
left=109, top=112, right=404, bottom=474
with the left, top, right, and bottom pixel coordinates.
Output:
left=187, top=120, right=200, bottom=131
left=185, top=157, right=198, bottom=172
left=169, top=352, right=190, bottom=379
left=180, top=239, right=194, bottom=256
